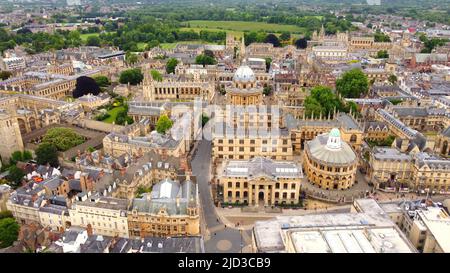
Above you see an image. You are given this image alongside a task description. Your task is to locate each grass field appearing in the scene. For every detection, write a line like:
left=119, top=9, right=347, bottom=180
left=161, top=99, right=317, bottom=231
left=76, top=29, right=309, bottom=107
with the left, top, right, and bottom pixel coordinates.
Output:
left=180, top=27, right=244, bottom=38
left=137, top=42, right=147, bottom=51
left=160, top=40, right=220, bottom=49
left=185, top=20, right=306, bottom=34
left=103, top=106, right=125, bottom=124
left=80, top=33, right=99, bottom=42
left=80, top=32, right=114, bottom=42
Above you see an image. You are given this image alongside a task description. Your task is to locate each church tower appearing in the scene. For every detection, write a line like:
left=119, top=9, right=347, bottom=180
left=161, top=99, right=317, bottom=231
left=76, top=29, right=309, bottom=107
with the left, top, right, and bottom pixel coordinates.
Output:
left=226, top=33, right=236, bottom=50
left=239, top=36, right=246, bottom=61
left=0, top=112, right=24, bottom=163
left=319, top=24, right=325, bottom=41
left=142, top=68, right=155, bottom=101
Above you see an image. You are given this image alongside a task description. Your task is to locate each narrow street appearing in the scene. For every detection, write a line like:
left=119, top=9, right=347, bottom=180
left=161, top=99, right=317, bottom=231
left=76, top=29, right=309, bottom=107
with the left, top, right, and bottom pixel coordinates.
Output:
left=191, top=140, right=250, bottom=253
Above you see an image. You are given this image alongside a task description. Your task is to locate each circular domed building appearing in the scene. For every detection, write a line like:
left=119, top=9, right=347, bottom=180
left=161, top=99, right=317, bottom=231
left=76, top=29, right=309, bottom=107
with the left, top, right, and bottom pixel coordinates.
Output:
left=303, top=128, right=358, bottom=190
left=226, top=64, right=263, bottom=105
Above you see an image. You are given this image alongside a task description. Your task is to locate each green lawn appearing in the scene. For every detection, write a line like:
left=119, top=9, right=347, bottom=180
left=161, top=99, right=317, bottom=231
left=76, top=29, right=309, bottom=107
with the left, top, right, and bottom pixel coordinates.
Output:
left=103, top=106, right=125, bottom=124
left=160, top=40, right=220, bottom=49
left=137, top=42, right=147, bottom=51
left=180, top=27, right=244, bottom=38
left=80, top=33, right=99, bottom=42
left=185, top=20, right=306, bottom=34
left=80, top=32, right=114, bottom=42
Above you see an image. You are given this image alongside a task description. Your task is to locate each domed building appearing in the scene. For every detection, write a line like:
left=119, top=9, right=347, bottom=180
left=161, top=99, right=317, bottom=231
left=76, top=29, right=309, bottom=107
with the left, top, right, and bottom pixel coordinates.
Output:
left=226, top=64, right=263, bottom=105
left=303, top=128, right=358, bottom=190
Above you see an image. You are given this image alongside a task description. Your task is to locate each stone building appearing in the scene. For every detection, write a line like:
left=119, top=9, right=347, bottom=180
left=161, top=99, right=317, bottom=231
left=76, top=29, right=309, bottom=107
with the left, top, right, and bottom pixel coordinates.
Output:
left=303, top=128, right=358, bottom=190
left=434, top=126, right=450, bottom=157
left=142, top=69, right=215, bottom=102
left=212, top=126, right=293, bottom=163
left=218, top=157, right=303, bottom=206
left=128, top=177, right=199, bottom=238
left=363, top=121, right=390, bottom=142
left=289, top=112, right=363, bottom=153
left=411, top=152, right=450, bottom=193
left=103, top=114, right=192, bottom=159
left=369, top=147, right=413, bottom=189
left=69, top=196, right=129, bottom=238
left=225, top=64, right=263, bottom=106
left=0, top=109, right=24, bottom=162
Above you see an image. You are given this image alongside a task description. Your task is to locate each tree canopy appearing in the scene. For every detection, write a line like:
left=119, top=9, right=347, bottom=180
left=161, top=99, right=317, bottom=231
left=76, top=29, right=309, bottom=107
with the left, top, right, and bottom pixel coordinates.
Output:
left=93, top=75, right=110, bottom=87
left=73, top=76, right=101, bottom=98
left=119, top=68, right=143, bottom=85
left=280, top=32, right=291, bottom=41
left=336, top=69, right=369, bottom=98
left=150, top=70, right=163, bottom=81
left=264, top=34, right=281, bottom=47
left=126, top=52, right=139, bottom=64
left=41, top=127, right=85, bottom=152
left=388, top=74, right=398, bottom=84
left=9, top=150, right=32, bottom=165
left=156, top=115, right=173, bottom=134
left=6, top=165, right=25, bottom=189
left=0, top=217, right=19, bottom=248
left=374, top=31, right=391, bottom=42
left=0, top=71, right=12, bottom=80
left=86, top=35, right=101, bottom=47
left=376, top=50, right=389, bottom=59
left=35, top=143, right=59, bottom=167
left=294, top=37, right=308, bottom=49
left=165, top=58, right=179, bottom=74
left=195, top=54, right=217, bottom=66
left=304, top=86, right=344, bottom=118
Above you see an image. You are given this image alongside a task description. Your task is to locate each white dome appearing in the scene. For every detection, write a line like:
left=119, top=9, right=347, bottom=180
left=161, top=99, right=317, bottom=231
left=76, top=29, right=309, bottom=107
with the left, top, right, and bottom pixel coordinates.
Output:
left=233, top=65, right=256, bottom=82
left=326, top=128, right=342, bottom=150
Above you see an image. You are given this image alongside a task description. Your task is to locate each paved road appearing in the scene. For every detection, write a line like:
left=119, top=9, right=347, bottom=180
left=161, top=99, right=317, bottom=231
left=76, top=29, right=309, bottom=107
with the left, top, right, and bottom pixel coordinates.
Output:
left=191, top=140, right=248, bottom=253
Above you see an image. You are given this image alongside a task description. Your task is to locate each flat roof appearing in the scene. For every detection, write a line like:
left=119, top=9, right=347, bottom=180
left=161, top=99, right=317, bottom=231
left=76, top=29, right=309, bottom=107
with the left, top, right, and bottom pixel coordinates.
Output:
left=417, top=207, right=450, bottom=252
left=289, top=227, right=414, bottom=253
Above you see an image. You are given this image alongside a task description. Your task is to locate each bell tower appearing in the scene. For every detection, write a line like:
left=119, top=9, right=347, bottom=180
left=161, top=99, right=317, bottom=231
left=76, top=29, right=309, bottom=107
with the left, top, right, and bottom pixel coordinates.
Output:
left=0, top=112, right=24, bottom=163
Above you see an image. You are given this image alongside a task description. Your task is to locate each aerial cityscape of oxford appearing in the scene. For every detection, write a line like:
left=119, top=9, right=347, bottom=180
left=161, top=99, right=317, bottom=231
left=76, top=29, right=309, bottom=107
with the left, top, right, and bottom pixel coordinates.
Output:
left=1, top=0, right=450, bottom=257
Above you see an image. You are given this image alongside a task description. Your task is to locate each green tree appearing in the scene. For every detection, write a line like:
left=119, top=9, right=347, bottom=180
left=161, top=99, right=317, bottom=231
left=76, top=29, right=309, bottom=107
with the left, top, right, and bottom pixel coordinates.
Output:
left=195, top=54, right=216, bottom=66
left=35, top=143, right=59, bottom=167
left=86, top=35, right=101, bottom=46
left=263, top=86, right=272, bottom=96
left=166, top=58, right=179, bottom=74
left=10, top=151, right=23, bottom=164
left=376, top=50, right=389, bottom=59
left=201, top=113, right=210, bottom=128
left=0, top=71, right=12, bottom=80
left=336, top=69, right=369, bottom=98
left=119, top=68, right=143, bottom=85
left=150, top=70, right=163, bottom=81
left=388, top=74, right=398, bottom=84
left=265, top=57, right=272, bottom=72
left=6, top=165, right=25, bottom=189
left=0, top=211, right=13, bottom=220
left=156, top=115, right=173, bottom=134
left=23, top=150, right=32, bottom=161
left=374, top=31, right=391, bottom=42
left=0, top=217, right=19, bottom=248
left=264, top=33, right=281, bottom=47
left=280, top=32, right=291, bottom=41
left=93, top=75, right=110, bottom=87
left=304, top=86, right=345, bottom=118
left=41, top=127, right=84, bottom=152
left=126, top=52, right=139, bottom=65
left=294, top=38, right=308, bottom=49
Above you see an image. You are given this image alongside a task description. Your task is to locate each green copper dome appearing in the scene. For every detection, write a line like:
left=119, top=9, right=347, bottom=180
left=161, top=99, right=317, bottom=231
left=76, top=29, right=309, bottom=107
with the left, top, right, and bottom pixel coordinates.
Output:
left=329, top=128, right=341, bottom=138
